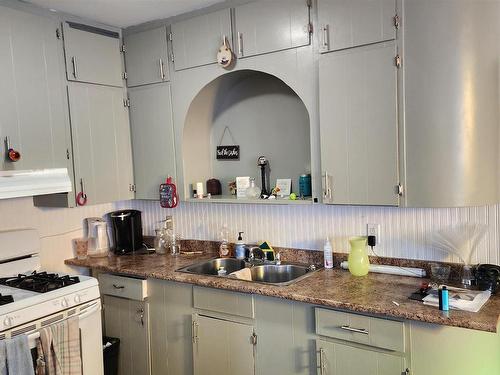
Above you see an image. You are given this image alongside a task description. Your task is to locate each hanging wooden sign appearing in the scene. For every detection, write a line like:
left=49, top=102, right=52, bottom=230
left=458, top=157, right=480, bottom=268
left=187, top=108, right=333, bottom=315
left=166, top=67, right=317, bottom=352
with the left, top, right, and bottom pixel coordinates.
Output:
left=216, top=145, right=240, bottom=160
left=216, top=126, right=239, bottom=160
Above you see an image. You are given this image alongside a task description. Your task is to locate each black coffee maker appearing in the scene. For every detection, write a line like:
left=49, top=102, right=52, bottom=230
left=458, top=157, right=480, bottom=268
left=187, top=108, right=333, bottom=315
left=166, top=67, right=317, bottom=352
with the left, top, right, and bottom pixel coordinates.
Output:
left=109, top=210, right=143, bottom=254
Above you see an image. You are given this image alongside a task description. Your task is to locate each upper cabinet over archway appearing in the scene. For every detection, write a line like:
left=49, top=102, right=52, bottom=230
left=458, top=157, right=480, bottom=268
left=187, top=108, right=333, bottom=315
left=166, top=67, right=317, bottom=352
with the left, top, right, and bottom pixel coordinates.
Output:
left=122, top=0, right=500, bottom=208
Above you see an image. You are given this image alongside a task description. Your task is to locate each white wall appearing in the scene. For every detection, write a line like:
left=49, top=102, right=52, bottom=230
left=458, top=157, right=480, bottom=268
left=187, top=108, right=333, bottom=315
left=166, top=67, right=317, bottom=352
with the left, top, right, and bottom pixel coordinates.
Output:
left=122, top=200, right=500, bottom=266
left=210, top=72, right=311, bottom=195
left=0, top=197, right=117, bottom=274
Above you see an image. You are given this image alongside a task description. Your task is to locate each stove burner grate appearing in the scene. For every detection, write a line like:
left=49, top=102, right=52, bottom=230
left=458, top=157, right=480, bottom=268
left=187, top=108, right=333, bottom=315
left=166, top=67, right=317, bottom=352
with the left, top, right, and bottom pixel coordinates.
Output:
left=0, top=271, right=80, bottom=293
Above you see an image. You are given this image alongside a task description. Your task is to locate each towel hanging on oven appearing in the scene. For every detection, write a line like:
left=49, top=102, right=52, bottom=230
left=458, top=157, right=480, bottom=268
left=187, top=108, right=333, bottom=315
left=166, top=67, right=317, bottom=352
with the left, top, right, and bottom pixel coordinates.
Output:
left=39, top=317, right=82, bottom=375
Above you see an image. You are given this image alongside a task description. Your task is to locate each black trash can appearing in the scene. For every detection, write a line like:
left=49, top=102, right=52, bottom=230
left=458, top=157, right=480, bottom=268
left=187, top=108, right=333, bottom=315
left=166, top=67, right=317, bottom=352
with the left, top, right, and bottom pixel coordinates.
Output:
left=103, top=336, right=120, bottom=375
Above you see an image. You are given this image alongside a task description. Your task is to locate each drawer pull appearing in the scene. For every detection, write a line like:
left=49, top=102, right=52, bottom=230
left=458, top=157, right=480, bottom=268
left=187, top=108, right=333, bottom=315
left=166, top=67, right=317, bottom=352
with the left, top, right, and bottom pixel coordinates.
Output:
left=112, top=284, right=125, bottom=289
left=340, top=325, right=369, bottom=335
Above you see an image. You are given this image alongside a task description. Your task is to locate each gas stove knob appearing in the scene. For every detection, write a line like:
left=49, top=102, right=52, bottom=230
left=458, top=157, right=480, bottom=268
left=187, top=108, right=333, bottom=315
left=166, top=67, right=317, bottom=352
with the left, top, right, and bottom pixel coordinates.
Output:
left=61, top=298, right=69, bottom=308
left=3, top=317, right=12, bottom=328
left=74, top=295, right=81, bottom=304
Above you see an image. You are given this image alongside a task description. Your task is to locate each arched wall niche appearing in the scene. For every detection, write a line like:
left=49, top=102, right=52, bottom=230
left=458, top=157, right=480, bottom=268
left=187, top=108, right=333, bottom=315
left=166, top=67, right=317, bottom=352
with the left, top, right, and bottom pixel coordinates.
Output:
left=182, top=69, right=311, bottom=200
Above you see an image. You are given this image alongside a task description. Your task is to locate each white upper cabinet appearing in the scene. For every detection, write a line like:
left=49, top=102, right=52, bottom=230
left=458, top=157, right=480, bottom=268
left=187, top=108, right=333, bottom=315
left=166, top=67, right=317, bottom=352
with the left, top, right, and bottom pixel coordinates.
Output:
left=234, top=0, right=310, bottom=58
left=129, top=83, right=176, bottom=199
left=124, top=27, right=169, bottom=87
left=0, top=6, right=69, bottom=172
left=171, top=9, right=231, bottom=71
left=402, top=0, right=500, bottom=207
left=318, top=0, right=397, bottom=53
left=67, top=83, right=134, bottom=205
left=63, top=22, right=123, bottom=87
left=320, top=41, right=399, bottom=206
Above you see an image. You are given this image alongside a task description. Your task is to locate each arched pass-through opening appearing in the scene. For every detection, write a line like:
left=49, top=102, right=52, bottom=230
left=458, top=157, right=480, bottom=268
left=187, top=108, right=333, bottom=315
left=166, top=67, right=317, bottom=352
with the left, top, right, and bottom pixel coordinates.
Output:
left=183, top=69, right=311, bottom=201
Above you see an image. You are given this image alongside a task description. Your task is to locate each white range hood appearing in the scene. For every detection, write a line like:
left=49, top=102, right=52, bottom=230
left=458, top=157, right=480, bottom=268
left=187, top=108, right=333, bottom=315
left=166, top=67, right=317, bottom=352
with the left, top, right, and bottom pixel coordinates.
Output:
left=0, top=168, right=72, bottom=200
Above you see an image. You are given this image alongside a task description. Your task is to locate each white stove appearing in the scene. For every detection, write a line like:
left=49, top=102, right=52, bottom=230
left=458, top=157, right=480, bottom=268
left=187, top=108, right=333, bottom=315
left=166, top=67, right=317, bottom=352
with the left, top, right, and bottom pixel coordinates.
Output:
left=0, top=229, right=103, bottom=375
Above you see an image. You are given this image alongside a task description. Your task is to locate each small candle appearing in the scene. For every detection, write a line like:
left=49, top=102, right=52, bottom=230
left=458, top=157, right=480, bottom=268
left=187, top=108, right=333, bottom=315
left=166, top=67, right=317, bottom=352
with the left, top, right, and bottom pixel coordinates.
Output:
left=196, top=182, right=204, bottom=197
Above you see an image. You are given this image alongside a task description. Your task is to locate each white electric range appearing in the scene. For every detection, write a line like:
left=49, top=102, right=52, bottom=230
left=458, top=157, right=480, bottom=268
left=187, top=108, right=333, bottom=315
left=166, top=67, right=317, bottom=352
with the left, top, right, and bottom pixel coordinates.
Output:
left=0, top=229, right=103, bottom=375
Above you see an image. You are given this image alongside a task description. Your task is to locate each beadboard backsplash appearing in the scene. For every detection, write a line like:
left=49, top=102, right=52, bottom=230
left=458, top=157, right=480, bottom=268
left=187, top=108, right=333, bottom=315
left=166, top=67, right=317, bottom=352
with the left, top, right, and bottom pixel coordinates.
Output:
left=116, top=200, right=500, bottom=265
left=0, top=197, right=499, bottom=273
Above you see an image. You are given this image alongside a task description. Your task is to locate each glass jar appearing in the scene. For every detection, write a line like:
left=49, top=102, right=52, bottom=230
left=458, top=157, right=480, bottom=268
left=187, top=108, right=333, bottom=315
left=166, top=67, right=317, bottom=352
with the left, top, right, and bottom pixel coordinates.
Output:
left=246, top=178, right=261, bottom=199
left=154, top=229, right=166, bottom=254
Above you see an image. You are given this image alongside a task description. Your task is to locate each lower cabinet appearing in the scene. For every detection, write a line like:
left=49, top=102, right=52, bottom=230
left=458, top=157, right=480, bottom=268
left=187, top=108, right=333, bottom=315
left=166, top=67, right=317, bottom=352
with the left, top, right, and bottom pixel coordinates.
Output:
left=145, top=280, right=499, bottom=375
left=148, top=279, right=193, bottom=375
left=192, top=314, right=255, bottom=375
left=103, top=295, right=150, bottom=375
left=316, top=339, right=406, bottom=375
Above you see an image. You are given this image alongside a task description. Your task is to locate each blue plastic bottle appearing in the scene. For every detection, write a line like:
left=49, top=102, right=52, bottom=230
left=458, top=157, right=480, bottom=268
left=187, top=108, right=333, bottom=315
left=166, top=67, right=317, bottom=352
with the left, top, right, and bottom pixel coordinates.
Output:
left=438, top=286, right=449, bottom=311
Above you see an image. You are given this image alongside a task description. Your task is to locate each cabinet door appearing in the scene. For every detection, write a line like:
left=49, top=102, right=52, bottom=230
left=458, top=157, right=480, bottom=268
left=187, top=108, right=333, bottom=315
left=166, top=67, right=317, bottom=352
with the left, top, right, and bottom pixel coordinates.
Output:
left=103, top=295, right=150, bottom=375
left=193, top=314, right=254, bottom=375
left=149, top=280, right=193, bottom=375
left=234, top=0, right=310, bottom=58
left=171, top=8, right=231, bottom=71
left=129, top=83, right=175, bottom=199
left=319, top=41, right=398, bottom=206
left=316, top=339, right=405, bottom=375
left=124, top=27, right=169, bottom=87
left=318, top=0, right=396, bottom=53
left=68, top=83, right=134, bottom=205
left=0, top=6, right=69, bottom=171
left=63, top=22, right=123, bottom=87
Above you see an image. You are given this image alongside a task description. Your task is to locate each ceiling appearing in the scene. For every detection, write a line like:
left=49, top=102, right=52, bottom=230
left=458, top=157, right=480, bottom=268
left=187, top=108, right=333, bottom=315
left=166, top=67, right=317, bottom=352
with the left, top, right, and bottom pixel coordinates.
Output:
left=23, top=0, right=226, bottom=28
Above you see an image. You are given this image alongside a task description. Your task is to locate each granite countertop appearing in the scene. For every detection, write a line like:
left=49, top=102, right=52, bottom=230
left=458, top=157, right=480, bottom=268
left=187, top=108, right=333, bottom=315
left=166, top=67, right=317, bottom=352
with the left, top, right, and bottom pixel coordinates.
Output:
left=65, top=252, right=500, bottom=333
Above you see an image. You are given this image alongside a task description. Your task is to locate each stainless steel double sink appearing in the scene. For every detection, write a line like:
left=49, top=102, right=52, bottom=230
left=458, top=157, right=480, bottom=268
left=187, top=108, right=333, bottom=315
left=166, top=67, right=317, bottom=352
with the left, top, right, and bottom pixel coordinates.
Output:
left=177, top=257, right=321, bottom=286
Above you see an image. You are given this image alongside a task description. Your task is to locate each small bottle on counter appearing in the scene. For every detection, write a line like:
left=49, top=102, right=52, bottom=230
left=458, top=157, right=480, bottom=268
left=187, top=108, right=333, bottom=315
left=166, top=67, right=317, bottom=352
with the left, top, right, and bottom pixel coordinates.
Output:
left=438, top=286, right=449, bottom=311
left=324, top=237, right=333, bottom=269
left=235, top=232, right=246, bottom=260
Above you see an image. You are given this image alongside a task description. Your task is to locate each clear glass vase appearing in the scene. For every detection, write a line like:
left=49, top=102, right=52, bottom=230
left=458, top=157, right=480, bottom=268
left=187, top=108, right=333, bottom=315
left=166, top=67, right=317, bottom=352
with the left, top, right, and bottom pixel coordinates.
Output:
left=246, top=178, right=261, bottom=199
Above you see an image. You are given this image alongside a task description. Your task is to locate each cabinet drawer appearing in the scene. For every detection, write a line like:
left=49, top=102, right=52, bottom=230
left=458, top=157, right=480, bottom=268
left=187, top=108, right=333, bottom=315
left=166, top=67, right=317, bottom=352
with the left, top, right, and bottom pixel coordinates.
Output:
left=315, top=308, right=405, bottom=352
left=193, top=286, right=254, bottom=319
left=99, top=273, right=147, bottom=301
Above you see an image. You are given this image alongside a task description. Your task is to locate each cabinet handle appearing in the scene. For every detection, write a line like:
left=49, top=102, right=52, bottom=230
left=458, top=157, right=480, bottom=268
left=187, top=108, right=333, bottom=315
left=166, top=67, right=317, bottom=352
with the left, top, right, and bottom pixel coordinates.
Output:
left=192, top=320, right=199, bottom=344
left=112, top=284, right=125, bottom=289
left=237, top=32, right=243, bottom=56
left=340, top=325, right=369, bottom=335
left=76, top=178, right=88, bottom=206
left=322, top=25, right=329, bottom=51
left=137, top=307, right=144, bottom=326
left=319, top=348, right=326, bottom=375
left=71, top=56, right=78, bottom=79
left=323, top=172, right=332, bottom=202
left=159, top=58, right=165, bottom=80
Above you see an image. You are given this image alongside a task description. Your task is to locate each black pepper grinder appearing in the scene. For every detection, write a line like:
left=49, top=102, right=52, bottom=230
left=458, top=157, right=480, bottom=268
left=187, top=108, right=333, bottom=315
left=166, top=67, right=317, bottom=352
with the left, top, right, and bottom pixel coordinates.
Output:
left=258, top=156, right=269, bottom=198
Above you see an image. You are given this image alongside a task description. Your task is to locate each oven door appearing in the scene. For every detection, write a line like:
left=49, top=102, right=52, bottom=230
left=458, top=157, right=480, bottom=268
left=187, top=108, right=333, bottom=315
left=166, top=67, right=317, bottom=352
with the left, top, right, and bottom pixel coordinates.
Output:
left=26, top=299, right=104, bottom=375
left=78, top=300, right=104, bottom=375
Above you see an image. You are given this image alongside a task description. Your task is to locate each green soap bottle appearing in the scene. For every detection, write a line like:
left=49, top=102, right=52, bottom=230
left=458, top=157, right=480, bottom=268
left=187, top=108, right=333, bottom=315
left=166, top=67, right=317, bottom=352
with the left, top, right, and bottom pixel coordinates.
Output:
left=348, top=236, right=369, bottom=276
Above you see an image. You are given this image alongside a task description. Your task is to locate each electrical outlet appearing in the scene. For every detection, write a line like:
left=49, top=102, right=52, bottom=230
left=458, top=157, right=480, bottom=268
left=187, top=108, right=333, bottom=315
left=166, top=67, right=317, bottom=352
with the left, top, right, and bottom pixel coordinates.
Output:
left=367, top=223, right=380, bottom=244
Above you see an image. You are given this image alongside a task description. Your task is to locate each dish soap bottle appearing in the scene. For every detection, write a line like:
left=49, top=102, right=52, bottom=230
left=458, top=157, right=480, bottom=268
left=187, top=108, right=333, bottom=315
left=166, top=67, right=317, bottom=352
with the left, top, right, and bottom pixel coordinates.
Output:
left=324, top=237, right=333, bottom=269
left=235, top=232, right=246, bottom=260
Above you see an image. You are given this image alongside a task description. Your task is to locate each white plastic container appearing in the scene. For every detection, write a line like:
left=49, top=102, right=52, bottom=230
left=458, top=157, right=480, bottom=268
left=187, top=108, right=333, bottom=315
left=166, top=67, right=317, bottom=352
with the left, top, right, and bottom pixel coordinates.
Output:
left=324, top=237, right=333, bottom=269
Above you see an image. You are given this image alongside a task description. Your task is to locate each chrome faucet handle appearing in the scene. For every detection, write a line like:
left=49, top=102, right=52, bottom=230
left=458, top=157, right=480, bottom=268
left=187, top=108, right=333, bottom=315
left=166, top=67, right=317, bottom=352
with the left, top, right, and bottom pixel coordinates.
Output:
left=275, top=252, right=281, bottom=265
